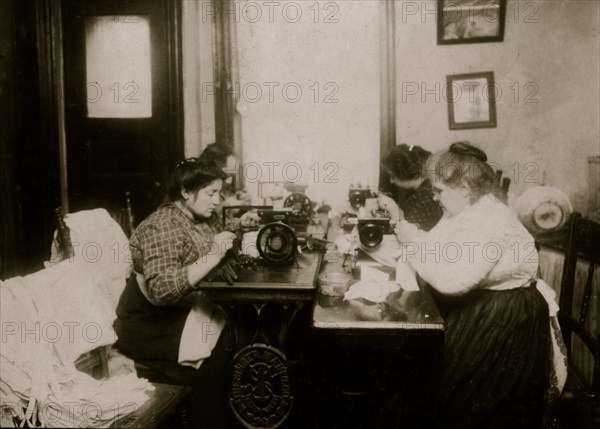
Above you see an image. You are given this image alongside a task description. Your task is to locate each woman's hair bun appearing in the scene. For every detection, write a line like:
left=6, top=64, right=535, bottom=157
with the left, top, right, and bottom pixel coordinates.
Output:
left=449, top=141, right=487, bottom=162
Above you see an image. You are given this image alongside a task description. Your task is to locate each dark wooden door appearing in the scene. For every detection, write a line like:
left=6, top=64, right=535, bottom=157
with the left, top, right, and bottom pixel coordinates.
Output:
left=62, top=0, right=182, bottom=220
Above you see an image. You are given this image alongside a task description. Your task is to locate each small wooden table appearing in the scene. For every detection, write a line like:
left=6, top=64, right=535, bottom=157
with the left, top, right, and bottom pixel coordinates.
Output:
left=307, top=224, right=445, bottom=428
left=111, top=383, right=191, bottom=429
left=312, top=286, right=444, bottom=348
left=312, top=252, right=444, bottom=348
left=313, top=215, right=444, bottom=349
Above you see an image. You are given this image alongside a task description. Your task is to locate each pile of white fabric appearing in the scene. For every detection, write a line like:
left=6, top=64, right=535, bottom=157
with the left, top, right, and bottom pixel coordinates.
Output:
left=45, top=208, right=132, bottom=309
left=0, top=260, right=151, bottom=427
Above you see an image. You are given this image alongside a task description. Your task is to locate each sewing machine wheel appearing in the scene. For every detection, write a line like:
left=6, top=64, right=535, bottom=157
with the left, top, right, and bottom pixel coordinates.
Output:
left=349, top=193, right=365, bottom=211
left=358, top=221, right=385, bottom=248
left=283, top=193, right=312, bottom=218
left=256, top=222, right=297, bottom=264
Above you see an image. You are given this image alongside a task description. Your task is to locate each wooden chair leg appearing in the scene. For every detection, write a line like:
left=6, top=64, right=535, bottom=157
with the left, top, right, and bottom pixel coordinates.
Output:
left=98, top=346, right=109, bottom=379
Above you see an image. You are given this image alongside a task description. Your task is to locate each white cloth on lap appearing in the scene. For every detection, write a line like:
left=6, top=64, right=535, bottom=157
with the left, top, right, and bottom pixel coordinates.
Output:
left=134, top=273, right=225, bottom=370
left=178, top=301, right=225, bottom=369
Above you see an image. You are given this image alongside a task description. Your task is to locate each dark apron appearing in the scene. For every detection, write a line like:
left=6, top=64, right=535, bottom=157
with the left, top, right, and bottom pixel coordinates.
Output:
left=113, top=274, right=189, bottom=362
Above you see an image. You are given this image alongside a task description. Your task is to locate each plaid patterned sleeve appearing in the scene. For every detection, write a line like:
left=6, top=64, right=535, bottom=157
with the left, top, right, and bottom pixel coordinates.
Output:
left=132, top=209, right=200, bottom=306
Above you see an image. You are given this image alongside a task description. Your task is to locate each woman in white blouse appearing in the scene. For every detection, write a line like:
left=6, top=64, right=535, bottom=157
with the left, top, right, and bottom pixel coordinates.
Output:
left=395, top=142, right=549, bottom=429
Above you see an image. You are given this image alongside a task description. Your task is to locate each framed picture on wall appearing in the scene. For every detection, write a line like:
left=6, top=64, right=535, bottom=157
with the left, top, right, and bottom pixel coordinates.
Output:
left=438, top=0, right=506, bottom=45
left=446, top=72, right=497, bottom=130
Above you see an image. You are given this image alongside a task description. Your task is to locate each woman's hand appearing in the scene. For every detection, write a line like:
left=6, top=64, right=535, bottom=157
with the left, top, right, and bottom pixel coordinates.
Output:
left=195, top=231, right=240, bottom=285
left=213, top=231, right=240, bottom=285
left=187, top=231, right=237, bottom=287
left=394, top=220, right=419, bottom=242
left=212, top=231, right=237, bottom=260
left=377, top=194, right=403, bottom=223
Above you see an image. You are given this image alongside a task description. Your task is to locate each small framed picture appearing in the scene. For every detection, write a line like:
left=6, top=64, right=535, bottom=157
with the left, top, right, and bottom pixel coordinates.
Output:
left=438, top=0, right=506, bottom=45
left=446, top=71, right=497, bottom=130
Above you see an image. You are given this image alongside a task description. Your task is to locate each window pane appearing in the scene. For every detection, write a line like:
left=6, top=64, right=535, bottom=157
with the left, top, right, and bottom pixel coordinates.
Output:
left=85, top=16, right=152, bottom=118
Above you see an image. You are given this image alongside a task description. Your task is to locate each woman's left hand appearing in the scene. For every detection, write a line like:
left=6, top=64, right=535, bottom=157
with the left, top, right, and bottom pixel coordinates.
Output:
left=213, top=231, right=237, bottom=259
left=394, top=220, right=419, bottom=242
left=376, top=194, right=403, bottom=223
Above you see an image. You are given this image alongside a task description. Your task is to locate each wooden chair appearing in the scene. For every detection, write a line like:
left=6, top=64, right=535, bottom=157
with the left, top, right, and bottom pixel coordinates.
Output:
left=53, top=207, right=74, bottom=259
left=494, top=169, right=511, bottom=203
left=110, top=191, right=136, bottom=238
left=553, top=212, right=600, bottom=427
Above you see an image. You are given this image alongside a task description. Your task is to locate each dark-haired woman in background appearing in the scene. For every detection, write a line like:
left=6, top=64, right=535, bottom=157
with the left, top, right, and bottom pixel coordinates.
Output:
left=395, top=142, right=552, bottom=428
left=378, top=144, right=443, bottom=231
left=199, top=142, right=255, bottom=210
left=198, top=142, right=238, bottom=199
left=198, top=142, right=237, bottom=171
left=114, top=159, right=237, bottom=427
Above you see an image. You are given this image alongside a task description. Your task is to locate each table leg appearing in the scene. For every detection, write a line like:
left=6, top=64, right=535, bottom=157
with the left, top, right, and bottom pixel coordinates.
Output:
left=217, top=301, right=305, bottom=429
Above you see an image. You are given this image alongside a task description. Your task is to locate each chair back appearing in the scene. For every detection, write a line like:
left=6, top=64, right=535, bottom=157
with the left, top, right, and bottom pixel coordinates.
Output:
left=110, top=191, right=136, bottom=238
left=558, top=212, right=600, bottom=395
left=54, top=207, right=74, bottom=260
left=494, top=169, right=511, bottom=203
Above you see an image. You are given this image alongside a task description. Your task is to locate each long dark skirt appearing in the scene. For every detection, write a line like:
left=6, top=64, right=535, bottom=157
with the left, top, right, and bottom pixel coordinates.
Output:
left=135, top=333, right=237, bottom=429
left=435, top=284, right=550, bottom=429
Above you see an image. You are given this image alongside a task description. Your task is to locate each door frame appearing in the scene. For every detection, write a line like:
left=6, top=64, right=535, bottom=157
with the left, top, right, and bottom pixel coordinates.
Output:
left=39, top=0, right=184, bottom=214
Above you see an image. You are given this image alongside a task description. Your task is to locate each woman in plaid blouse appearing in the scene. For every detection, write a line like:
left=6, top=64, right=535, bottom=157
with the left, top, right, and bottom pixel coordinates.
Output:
left=114, top=159, right=238, bottom=427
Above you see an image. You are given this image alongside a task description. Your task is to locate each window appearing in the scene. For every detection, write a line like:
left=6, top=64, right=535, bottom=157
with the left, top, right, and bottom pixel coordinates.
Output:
left=85, top=16, right=152, bottom=118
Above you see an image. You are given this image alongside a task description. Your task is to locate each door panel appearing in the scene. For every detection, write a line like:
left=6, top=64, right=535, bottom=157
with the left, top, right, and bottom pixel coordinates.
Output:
left=62, top=0, right=182, bottom=220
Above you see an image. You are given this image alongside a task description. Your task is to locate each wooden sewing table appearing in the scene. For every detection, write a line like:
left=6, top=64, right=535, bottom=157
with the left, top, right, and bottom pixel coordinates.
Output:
left=193, top=219, right=326, bottom=429
left=189, top=215, right=445, bottom=428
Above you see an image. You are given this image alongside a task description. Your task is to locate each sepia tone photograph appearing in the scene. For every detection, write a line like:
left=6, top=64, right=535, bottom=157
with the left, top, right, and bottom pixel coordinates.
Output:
left=1, top=1, right=599, bottom=428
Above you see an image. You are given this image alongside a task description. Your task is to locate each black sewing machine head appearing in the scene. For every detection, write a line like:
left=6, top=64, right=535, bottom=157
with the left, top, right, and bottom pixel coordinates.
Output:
left=256, top=222, right=297, bottom=264
left=282, top=192, right=313, bottom=232
left=255, top=208, right=297, bottom=264
left=257, top=208, right=291, bottom=225
left=357, top=209, right=393, bottom=248
left=348, top=184, right=376, bottom=211
left=222, top=206, right=298, bottom=265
